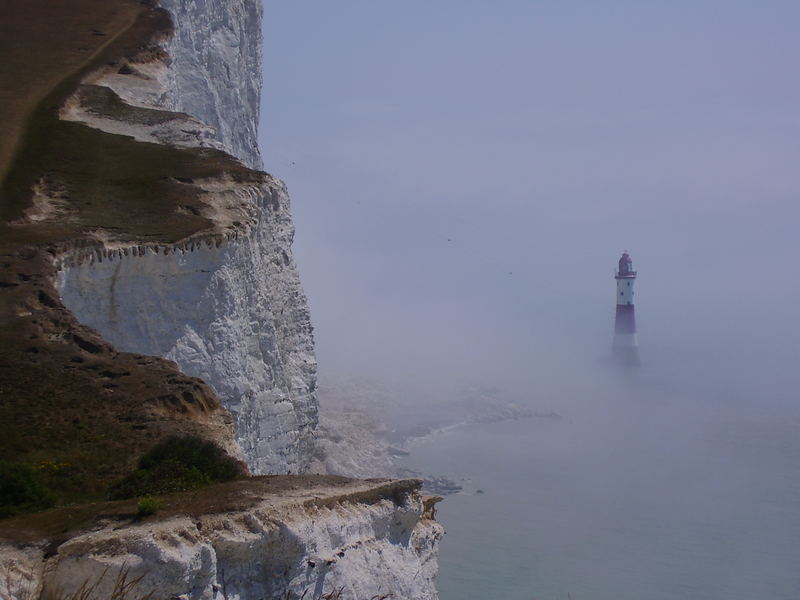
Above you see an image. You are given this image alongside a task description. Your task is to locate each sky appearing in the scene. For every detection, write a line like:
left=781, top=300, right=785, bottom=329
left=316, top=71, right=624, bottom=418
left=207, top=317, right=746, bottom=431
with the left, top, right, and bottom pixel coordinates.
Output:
left=259, top=1, right=800, bottom=399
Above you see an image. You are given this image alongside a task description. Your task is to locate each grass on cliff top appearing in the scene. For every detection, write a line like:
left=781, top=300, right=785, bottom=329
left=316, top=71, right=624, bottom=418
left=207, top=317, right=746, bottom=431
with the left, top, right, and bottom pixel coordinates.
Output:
left=0, top=0, right=265, bottom=511
left=0, top=0, right=264, bottom=244
left=0, top=334, right=233, bottom=506
left=107, top=436, right=246, bottom=500
left=0, top=0, right=141, bottom=182
left=0, top=435, right=245, bottom=518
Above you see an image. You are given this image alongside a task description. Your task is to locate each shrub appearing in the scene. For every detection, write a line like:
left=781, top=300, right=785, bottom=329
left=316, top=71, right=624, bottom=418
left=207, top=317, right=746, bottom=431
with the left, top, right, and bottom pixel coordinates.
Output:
left=108, top=436, right=244, bottom=500
left=136, top=496, right=162, bottom=518
left=0, top=460, right=56, bottom=518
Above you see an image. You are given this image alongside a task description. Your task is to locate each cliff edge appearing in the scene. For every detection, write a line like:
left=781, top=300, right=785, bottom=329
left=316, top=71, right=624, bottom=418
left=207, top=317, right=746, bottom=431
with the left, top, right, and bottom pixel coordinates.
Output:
left=0, top=477, right=443, bottom=600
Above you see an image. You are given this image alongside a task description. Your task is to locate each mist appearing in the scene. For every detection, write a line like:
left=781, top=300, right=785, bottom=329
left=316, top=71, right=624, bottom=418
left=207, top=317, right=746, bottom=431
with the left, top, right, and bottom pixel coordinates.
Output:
left=259, top=3, right=800, bottom=597
left=260, top=1, right=799, bottom=397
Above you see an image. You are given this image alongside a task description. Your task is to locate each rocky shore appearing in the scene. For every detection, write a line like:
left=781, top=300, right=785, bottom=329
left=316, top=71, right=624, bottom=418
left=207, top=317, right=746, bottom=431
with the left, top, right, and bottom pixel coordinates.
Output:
left=311, top=376, right=560, bottom=495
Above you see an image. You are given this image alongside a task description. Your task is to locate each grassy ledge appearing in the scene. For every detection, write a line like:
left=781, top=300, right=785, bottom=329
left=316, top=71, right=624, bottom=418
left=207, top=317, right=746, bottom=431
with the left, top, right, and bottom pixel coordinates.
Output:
left=0, top=477, right=423, bottom=547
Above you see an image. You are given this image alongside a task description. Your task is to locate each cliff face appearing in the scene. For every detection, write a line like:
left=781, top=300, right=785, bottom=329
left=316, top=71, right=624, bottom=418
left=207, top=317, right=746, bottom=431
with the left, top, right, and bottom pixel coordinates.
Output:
left=78, top=0, right=263, bottom=169
left=54, top=0, right=317, bottom=474
left=0, top=478, right=443, bottom=600
left=1, top=3, right=444, bottom=597
left=158, top=0, right=264, bottom=169
left=55, top=181, right=317, bottom=474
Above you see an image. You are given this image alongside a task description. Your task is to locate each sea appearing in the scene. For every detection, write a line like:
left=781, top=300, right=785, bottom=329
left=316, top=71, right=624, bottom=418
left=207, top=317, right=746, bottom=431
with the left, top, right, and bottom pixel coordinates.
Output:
left=399, top=364, right=800, bottom=600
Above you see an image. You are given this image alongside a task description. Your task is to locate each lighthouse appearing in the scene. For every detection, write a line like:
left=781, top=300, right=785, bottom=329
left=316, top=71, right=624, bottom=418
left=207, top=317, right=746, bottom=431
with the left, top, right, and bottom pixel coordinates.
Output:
left=612, top=251, right=640, bottom=366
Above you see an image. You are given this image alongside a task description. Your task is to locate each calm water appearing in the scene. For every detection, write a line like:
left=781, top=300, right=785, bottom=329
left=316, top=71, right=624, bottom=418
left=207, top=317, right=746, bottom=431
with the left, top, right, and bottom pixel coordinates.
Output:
left=402, top=370, right=800, bottom=600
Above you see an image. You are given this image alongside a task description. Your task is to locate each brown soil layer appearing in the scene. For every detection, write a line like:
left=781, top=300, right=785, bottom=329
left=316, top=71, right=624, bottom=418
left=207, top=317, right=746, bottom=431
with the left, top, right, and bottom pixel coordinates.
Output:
left=0, top=1, right=265, bottom=503
left=0, top=0, right=145, bottom=183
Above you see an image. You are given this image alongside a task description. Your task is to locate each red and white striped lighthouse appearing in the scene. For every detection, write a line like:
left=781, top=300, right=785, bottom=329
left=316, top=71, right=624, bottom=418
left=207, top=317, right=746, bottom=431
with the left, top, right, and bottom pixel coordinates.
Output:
left=613, top=251, right=640, bottom=366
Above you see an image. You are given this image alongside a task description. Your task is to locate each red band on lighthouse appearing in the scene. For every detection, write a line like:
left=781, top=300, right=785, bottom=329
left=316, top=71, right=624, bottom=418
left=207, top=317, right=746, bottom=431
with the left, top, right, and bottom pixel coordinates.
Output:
left=614, top=304, right=637, bottom=334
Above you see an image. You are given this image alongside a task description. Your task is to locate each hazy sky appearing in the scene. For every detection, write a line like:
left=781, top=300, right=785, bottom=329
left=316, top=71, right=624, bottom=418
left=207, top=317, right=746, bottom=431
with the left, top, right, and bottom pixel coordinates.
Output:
left=259, top=1, right=800, bottom=397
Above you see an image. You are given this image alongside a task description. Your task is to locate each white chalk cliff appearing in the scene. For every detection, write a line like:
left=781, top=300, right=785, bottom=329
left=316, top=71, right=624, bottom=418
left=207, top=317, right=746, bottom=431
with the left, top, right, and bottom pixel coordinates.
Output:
left=55, top=0, right=317, bottom=474
left=2, top=1, right=446, bottom=598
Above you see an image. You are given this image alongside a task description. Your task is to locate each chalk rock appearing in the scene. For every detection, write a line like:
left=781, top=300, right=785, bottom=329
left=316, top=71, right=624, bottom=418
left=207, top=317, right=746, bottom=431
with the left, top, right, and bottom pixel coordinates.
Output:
left=56, top=178, right=317, bottom=474
left=1, top=480, right=443, bottom=600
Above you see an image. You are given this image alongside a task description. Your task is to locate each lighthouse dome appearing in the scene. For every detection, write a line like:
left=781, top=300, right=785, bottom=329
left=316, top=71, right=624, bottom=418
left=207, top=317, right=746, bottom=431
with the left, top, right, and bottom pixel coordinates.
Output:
left=617, top=252, right=635, bottom=277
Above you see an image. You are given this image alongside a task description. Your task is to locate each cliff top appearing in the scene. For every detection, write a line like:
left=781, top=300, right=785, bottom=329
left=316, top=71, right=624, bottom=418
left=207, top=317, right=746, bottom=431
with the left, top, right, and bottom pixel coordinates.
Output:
left=0, top=0, right=143, bottom=182
left=0, top=476, right=423, bottom=547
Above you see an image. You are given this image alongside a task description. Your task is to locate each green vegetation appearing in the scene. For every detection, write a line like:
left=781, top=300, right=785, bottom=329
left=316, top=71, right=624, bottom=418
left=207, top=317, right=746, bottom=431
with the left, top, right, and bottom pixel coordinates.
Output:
left=0, top=436, right=242, bottom=520
left=108, top=436, right=244, bottom=500
left=135, top=496, right=162, bottom=518
left=0, top=460, right=56, bottom=517
left=0, top=340, right=229, bottom=509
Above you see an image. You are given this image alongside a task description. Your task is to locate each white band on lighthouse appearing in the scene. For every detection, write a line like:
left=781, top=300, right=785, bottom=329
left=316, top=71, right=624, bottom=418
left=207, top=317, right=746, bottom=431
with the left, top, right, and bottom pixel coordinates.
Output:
left=616, top=278, right=634, bottom=306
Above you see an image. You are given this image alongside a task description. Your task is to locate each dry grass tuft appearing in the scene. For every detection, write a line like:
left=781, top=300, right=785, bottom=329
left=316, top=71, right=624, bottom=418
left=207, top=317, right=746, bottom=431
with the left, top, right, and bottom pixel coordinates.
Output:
left=5, top=566, right=154, bottom=600
left=42, top=567, right=154, bottom=600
